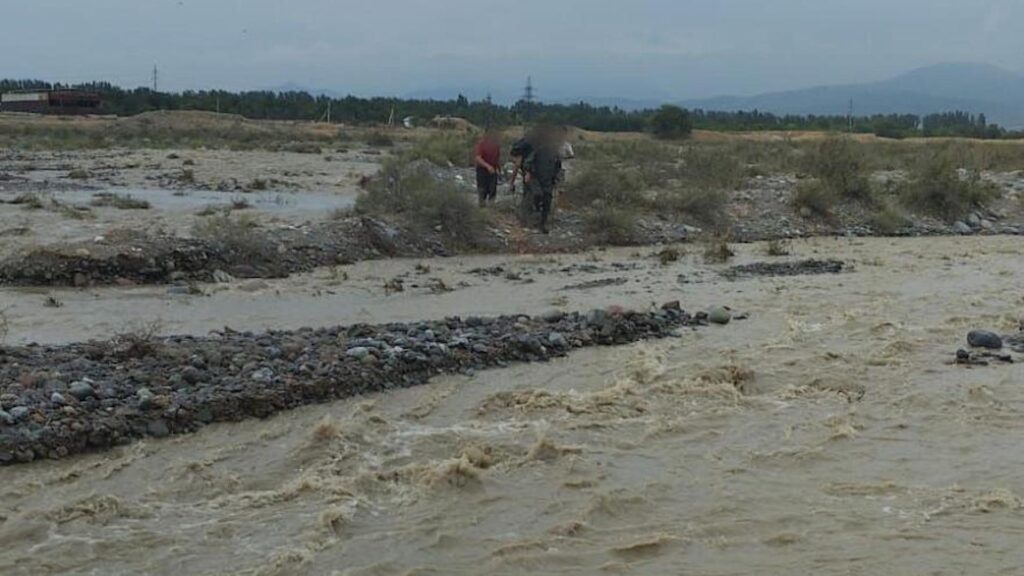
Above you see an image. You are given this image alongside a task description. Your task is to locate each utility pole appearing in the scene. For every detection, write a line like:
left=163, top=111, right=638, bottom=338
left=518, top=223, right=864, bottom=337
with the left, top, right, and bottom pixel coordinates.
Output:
left=152, top=64, right=158, bottom=92
left=327, top=100, right=332, bottom=124
left=848, top=98, right=854, bottom=133
left=521, top=76, right=536, bottom=122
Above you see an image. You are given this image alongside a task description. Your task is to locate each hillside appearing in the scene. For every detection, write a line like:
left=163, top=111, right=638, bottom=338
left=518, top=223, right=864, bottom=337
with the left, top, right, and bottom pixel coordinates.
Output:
left=682, top=63, right=1024, bottom=128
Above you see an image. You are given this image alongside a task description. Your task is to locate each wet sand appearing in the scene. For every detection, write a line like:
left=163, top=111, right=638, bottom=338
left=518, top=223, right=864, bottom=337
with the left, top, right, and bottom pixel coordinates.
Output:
left=2, top=236, right=1023, bottom=574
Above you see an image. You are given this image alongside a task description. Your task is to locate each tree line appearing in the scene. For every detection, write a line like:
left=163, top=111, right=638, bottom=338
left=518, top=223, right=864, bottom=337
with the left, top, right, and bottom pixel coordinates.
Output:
left=0, top=78, right=1018, bottom=139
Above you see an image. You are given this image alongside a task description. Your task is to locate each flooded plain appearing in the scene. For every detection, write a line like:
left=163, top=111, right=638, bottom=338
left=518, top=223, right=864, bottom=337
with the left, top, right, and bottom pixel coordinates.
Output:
left=1, top=235, right=1023, bottom=575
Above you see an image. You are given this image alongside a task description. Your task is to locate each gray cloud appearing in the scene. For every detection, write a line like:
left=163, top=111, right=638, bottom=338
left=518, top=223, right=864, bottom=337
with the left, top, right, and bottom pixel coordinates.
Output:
left=1, top=0, right=1021, bottom=99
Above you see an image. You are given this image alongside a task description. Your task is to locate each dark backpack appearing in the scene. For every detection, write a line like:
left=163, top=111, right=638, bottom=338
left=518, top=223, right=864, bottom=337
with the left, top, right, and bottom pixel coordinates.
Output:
left=510, top=138, right=533, bottom=159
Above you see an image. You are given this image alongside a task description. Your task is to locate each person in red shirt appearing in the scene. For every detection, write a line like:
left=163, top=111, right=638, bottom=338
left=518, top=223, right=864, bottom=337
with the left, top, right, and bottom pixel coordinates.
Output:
left=473, top=127, right=501, bottom=206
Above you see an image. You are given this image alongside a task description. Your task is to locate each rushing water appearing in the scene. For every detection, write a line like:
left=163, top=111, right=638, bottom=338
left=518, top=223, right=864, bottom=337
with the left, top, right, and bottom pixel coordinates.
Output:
left=1, top=236, right=1023, bottom=575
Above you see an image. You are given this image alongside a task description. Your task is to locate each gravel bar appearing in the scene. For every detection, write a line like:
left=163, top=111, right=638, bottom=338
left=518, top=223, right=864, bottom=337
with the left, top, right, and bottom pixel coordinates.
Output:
left=0, top=303, right=708, bottom=464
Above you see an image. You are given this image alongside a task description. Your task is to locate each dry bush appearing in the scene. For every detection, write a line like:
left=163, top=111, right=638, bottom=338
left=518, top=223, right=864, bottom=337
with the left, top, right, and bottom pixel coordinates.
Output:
left=192, top=212, right=272, bottom=263
left=805, top=137, right=872, bottom=201
left=656, top=186, right=728, bottom=224
left=365, top=131, right=395, bottom=148
left=900, top=145, right=1000, bottom=221
left=676, top=146, right=744, bottom=190
left=764, top=238, right=791, bottom=256
left=90, top=193, right=151, bottom=210
left=583, top=205, right=637, bottom=245
left=400, top=133, right=474, bottom=166
left=563, top=163, right=645, bottom=209
left=355, top=161, right=487, bottom=246
left=791, top=181, right=836, bottom=218
left=868, top=200, right=911, bottom=235
left=12, top=192, right=46, bottom=210
left=702, top=233, right=735, bottom=264
left=110, top=319, right=164, bottom=360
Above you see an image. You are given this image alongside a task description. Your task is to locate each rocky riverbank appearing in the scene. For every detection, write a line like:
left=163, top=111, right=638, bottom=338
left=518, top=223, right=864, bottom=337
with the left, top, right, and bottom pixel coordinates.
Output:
left=0, top=303, right=712, bottom=464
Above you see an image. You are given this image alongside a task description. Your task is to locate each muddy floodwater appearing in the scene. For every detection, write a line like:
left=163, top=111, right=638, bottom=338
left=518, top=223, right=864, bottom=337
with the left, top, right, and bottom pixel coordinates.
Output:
left=2, top=236, right=1024, bottom=575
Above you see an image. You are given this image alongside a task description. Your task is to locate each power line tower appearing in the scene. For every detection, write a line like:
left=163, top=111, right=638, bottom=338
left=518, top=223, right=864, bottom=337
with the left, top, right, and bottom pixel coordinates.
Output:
left=152, top=64, right=159, bottom=92
left=520, top=76, right=536, bottom=122
left=522, top=76, right=535, bottom=105
left=847, top=98, right=854, bottom=133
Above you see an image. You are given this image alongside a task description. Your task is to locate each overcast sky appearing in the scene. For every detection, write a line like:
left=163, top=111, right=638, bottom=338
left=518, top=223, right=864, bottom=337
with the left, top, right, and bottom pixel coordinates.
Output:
left=1, top=0, right=1022, bottom=101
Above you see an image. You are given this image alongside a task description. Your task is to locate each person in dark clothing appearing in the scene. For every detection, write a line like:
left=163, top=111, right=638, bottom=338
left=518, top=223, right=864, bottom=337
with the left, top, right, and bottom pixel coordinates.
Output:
left=523, top=132, right=562, bottom=234
left=473, top=128, right=501, bottom=206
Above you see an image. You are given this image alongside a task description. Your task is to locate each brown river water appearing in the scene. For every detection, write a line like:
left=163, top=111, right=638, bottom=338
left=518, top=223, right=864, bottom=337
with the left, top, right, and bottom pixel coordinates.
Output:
left=1, top=236, right=1023, bottom=575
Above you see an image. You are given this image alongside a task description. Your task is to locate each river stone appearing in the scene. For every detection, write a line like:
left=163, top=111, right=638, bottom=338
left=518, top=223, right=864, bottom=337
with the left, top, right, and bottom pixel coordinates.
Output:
left=147, top=419, right=170, bottom=438
left=250, top=367, right=275, bottom=383
left=952, top=221, right=973, bottom=235
left=346, top=347, right=371, bottom=360
left=541, top=310, right=566, bottom=323
left=212, top=270, right=234, bottom=284
left=50, top=392, right=66, bottom=406
left=0, top=409, right=12, bottom=425
left=69, top=381, right=96, bottom=400
left=137, top=388, right=155, bottom=410
left=967, top=330, right=1003, bottom=350
left=9, top=407, right=29, bottom=422
left=708, top=307, right=733, bottom=325
left=966, top=213, right=982, bottom=227
left=548, top=332, right=568, bottom=348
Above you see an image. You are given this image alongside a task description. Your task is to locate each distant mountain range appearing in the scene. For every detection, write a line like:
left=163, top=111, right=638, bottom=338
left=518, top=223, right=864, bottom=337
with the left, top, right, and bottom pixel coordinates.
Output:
left=680, top=63, right=1024, bottom=129
left=270, top=62, right=1024, bottom=129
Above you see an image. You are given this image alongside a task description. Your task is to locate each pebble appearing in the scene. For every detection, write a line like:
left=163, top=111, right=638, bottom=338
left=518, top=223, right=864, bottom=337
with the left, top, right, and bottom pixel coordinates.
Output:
left=250, top=368, right=275, bottom=382
left=953, top=221, right=973, bottom=235
left=0, top=409, right=13, bottom=425
left=137, top=388, right=155, bottom=410
left=147, top=419, right=170, bottom=438
left=9, top=407, right=29, bottom=421
left=548, top=332, right=568, bottom=348
left=708, top=307, right=733, bottom=325
left=541, top=310, right=566, bottom=323
left=50, top=392, right=66, bottom=406
left=346, top=347, right=371, bottom=360
left=967, top=330, right=1003, bottom=350
left=69, top=381, right=96, bottom=400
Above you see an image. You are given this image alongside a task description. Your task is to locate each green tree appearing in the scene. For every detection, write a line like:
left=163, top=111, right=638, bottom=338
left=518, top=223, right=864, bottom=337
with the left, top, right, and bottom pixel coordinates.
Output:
left=650, top=105, right=693, bottom=140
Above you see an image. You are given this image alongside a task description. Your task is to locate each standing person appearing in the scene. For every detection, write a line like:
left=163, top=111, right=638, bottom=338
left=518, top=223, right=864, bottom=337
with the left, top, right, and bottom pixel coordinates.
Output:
left=523, top=127, right=562, bottom=234
left=473, top=127, right=501, bottom=206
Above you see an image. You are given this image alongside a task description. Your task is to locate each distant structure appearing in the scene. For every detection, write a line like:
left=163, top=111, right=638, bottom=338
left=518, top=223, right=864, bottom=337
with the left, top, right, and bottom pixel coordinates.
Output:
left=522, top=76, right=536, bottom=105
left=0, top=90, right=101, bottom=115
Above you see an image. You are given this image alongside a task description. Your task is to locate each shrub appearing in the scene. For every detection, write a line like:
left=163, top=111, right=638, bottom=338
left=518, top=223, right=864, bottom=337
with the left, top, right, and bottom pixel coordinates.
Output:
left=677, top=146, right=743, bottom=190
left=805, top=137, right=872, bottom=201
left=584, top=206, right=637, bottom=245
left=702, top=233, right=735, bottom=264
left=868, top=206, right=909, bottom=235
left=650, top=105, right=693, bottom=140
left=192, top=212, right=271, bottom=263
left=401, top=133, right=474, bottom=166
left=90, top=193, right=151, bottom=210
left=563, top=164, right=645, bottom=208
left=110, top=320, right=164, bottom=360
left=365, top=131, right=395, bottom=147
left=656, top=186, right=728, bottom=224
left=283, top=142, right=321, bottom=154
left=791, top=181, right=836, bottom=218
left=900, top=146, right=1000, bottom=222
left=355, top=162, right=487, bottom=246
left=12, top=192, right=45, bottom=210
left=764, top=238, right=791, bottom=256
